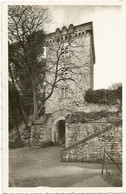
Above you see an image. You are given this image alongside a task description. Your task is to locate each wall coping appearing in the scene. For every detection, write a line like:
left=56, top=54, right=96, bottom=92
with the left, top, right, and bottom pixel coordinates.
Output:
left=66, top=110, right=122, bottom=123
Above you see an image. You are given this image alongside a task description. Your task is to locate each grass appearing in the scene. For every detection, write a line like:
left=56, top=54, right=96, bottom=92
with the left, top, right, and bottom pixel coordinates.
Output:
left=9, top=147, right=117, bottom=187
left=10, top=173, right=111, bottom=187
left=103, top=171, right=122, bottom=187
left=9, top=174, right=89, bottom=187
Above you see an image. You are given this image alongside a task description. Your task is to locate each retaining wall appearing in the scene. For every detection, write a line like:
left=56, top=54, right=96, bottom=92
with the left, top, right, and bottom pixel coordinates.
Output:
left=61, top=111, right=122, bottom=163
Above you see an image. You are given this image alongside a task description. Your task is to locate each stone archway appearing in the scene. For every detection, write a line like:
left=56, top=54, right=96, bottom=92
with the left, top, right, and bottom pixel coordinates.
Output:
left=52, top=116, right=65, bottom=145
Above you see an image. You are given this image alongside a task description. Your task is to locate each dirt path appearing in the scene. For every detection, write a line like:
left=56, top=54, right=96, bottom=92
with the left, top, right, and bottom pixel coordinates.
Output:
left=9, top=146, right=112, bottom=187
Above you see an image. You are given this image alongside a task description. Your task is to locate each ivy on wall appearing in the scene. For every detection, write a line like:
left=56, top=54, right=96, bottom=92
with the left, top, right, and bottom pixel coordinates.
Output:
left=66, top=110, right=122, bottom=123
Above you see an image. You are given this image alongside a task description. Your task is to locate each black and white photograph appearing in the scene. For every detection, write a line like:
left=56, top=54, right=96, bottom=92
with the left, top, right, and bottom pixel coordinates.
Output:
left=2, top=1, right=126, bottom=193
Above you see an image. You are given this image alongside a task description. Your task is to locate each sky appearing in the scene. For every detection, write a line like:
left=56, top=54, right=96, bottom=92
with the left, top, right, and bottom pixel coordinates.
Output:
left=45, top=5, right=124, bottom=89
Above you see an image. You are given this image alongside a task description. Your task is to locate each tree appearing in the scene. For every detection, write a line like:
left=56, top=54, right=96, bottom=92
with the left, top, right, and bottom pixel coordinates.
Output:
left=9, top=31, right=46, bottom=120
left=46, top=33, right=92, bottom=93
left=38, top=35, right=88, bottom=114
left=84, top=82, right=122, bottom=107
left=8, top=5, right=49, bottom=118
left=8, top=5, right=49, bottom=43
left=8, top=5, right=50, bottom=142
left=9, top=7, right=93, bottom=144
left=108, top=82, right=122, bottom=109
left=108, top=82, right=122, bottom=90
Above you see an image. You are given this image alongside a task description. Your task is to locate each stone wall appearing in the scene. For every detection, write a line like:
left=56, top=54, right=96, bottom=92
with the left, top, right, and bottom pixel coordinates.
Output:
left=44, top=22, right=95, bottom=114
left=30, top=109, right=68, bottom=147
left=75, top=102, right=119, bottom=113
left=30, top=124, right=45, bottom=147
left=30, top=114, right=52, bottom=147
left=61, top=111, right=122, bottom=163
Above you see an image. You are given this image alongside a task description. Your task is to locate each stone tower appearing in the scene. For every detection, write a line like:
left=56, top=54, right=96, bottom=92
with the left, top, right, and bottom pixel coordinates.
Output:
left=44, top=22, right=95, bottom=114
left=30, top=22, right=95, bottom=147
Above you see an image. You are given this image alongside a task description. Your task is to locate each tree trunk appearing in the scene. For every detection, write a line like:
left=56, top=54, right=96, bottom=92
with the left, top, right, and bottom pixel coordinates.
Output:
left=18, top=103, right=28, bottom=126
left=32, top=80, right=38, bottom=120
left=9, top=64, right=28, bottom=127
left=15, top=123, right=22, bottom=142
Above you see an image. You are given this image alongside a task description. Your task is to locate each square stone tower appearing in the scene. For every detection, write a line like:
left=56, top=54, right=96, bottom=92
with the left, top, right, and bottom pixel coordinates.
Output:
left=44, top=22, right=95, bottom=114
left=30, top=22, right=96, bottom=147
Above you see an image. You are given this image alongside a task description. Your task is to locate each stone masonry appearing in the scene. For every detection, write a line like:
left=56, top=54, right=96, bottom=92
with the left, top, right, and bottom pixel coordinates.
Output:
left=61, top=111, right=122, bottom=163
left=30, top=21, right=122, bottom=165
left=44, top=22, right=95, bottom=114
left=30, top=22, right=96, bottom=147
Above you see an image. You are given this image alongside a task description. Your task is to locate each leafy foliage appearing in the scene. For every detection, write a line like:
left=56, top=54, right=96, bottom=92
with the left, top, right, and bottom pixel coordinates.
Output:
left=9, top=81, right=22, bottom=129
left=40, top=141, right=54, bottom=148
left=85, top=84, right=122, bottom=105
left=9, top=137, right=24, bottom=149
left=66, top=110, right=122, bottom=123
left=8, top=5, right=49, bottom=140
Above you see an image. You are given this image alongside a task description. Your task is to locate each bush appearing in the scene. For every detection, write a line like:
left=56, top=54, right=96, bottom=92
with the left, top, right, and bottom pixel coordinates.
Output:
left=85, top=86, right=122, bottom=105
left=9, top=137, right=24, bottom=149
left=40, top=141, right=54, bottom=148
left=104, top=171, right=122, bottom=187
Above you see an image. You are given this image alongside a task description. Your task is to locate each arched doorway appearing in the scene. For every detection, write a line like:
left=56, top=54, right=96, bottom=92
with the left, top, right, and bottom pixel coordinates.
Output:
left=52, top=117, right=65, bottom=146
left=56, top=120, right=65, bottom=145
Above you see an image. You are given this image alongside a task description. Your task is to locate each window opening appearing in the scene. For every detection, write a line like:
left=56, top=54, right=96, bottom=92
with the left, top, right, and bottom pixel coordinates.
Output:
left=61, top=87, right=69, bottom=98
